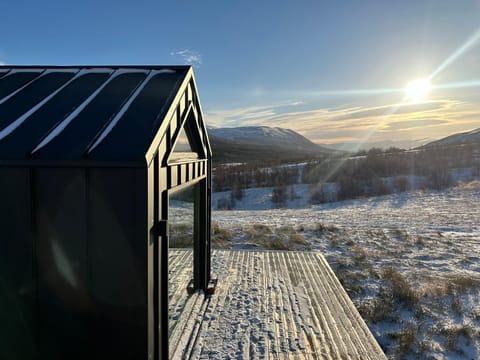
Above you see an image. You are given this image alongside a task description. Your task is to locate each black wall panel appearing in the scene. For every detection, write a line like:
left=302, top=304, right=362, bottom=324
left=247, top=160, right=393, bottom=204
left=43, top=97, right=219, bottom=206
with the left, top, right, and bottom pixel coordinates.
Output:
left=0, top=65, right=211, bottom=360
left=34, top=168, right=88, bottom=359
left=88, top=168, right=147, bottom=359
left=0, top=168, right=35, bottom=359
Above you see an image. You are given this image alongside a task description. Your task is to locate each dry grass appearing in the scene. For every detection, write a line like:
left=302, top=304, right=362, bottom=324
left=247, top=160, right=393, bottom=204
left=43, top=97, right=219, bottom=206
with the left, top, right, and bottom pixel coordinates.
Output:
left=419, top=274, right=480, bottom=297
left=345, top=237, right=355, bottom=246
left=290, top=233, right=309, bottom=246
left=391, top=228, right=410, bottom=242
left=351, top=245, right=367, bottom=265
left=336, top=270, right=368, bottom=296
left=260, top=237, right=293, bottom=250
left=388, top=323, right=417, bottom=358
left=447, top=274, right=480, bottom=292
left=245, top=224, right=312, bottom=250
left=169, top=223, right=193, bottom=248
left=456, top=180, right=480, bottom=191
left=329, top=237, right=340, bottom=248
left=437, top=323, right=476, bottom=352
left=382, top=267, right=420, bottom=307
left=357, top=288, right=397, bottom=323
left=211, top=223, right=234, bottom=248
left=471, top=307, right=480, bottom=321
left=314, top=223, right=339, bottom=233
left=251, top=223, right=273, bottom=234
left=414, top=235, right=427, bottom=246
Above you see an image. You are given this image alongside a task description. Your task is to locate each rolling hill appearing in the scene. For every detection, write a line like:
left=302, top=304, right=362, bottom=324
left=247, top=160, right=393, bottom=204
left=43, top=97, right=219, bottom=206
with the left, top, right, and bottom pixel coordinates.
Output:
left=424, top=127, right=480, bottom=147
left=208, top=126, right=336, bottom=163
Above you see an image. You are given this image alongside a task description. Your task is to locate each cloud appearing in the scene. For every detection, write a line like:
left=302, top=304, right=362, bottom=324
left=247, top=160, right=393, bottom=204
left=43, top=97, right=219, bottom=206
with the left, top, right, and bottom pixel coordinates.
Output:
left=170, top=49, right=202, bottom=68
left=383, top=119, right=449, bottom=131
left=331, top=101, right=448, bottom=121
left=205, top=98, right=480, bottom=144
left=205, top=101, right=303, bottom=127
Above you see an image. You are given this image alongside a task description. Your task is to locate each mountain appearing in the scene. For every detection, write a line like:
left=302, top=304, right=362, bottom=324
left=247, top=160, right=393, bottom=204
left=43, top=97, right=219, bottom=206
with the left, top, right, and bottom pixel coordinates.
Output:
left=423, top=128, right=480, bottom=147
left=208, top=126, right=335, bottom=163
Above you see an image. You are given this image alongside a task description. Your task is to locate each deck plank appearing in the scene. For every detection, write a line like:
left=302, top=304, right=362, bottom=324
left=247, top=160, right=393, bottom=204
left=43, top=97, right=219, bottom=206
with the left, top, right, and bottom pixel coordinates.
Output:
left=169, top=250, right=386, bottom=359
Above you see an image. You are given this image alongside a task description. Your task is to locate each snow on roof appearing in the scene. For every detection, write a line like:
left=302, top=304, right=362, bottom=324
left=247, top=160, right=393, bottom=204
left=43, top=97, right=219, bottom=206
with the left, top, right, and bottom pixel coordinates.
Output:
left=0, top=73, right=42, bottom=106
left=32, top=69, right=117, bottom=153
left=0, top=69, right=85, bottom=141
left=87, top=69, right=176, bottom=153
left=0, top=66, right=188, bottom=162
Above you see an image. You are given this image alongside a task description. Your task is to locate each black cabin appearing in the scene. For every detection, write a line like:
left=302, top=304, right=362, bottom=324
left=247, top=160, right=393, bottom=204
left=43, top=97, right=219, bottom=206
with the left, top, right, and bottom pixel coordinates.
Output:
left=0, top=65, right=212, bottom=359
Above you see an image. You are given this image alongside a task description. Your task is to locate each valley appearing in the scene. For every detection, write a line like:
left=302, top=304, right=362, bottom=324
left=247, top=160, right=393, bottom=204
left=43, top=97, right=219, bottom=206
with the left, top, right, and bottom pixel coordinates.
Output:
left=207, top=125, right=480, bottom=358
left=211, top=186, right=480, bottom=359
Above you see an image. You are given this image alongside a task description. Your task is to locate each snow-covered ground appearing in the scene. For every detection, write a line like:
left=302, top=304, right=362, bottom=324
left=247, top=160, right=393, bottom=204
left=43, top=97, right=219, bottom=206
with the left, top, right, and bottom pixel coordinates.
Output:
left=213, top=184, right=312, bottom=210
left=211, top=185, right=480, bottom=359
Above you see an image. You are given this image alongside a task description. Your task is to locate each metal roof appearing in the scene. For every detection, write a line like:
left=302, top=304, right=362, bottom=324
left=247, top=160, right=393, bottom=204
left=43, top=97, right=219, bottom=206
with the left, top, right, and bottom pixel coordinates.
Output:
left=0, top=65, right=190, bottom=163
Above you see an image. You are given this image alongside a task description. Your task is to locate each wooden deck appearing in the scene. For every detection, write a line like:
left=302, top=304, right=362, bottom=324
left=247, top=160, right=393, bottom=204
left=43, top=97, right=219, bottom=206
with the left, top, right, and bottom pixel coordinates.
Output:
left=169, top=250, right=386, bottom=359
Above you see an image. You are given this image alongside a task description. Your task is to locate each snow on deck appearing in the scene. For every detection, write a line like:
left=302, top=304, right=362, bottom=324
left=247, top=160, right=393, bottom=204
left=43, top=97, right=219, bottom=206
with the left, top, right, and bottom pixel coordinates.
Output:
left=169, top=249, right=386, bottom=359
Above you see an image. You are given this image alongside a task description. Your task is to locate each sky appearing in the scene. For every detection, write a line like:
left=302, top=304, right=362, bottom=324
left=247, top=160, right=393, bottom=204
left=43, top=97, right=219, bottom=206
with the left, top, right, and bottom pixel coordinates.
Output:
left=1, top=1, right=480, bottom=146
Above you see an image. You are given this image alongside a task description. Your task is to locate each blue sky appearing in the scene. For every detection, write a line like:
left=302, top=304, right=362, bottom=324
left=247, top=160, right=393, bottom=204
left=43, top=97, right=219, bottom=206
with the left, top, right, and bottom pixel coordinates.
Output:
left=1, top=1, right=480, bottom=144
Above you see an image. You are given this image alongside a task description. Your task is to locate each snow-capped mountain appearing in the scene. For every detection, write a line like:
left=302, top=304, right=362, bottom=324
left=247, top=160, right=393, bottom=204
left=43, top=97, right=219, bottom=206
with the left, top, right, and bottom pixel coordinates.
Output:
left=209, top=126, right=314, bottom=146
left=208, top=126, right=335, bottom=162
left=424, top=128, right=480, bottom=147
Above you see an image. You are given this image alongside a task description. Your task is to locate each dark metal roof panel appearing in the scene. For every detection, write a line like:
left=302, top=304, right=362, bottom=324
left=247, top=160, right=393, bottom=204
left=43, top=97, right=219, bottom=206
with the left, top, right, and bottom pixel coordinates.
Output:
left=34, top=72, right=147, bottom=160
left=0, top=71, right=44, bottom=99
left=0, top=66, right=189, bottom=164
left=88, top=71, right=183, bottom=161
left=0, top=72, right=77, bottom=143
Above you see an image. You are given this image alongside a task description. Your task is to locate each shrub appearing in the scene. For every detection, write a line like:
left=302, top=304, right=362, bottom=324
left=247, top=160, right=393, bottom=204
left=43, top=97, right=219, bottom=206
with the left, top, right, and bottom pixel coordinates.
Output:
left=261, top=236, right=292, bottom=250
left=362, top=286, right=398, bottom=323
left=309, top=183, right=333, bottom=204
left=391, top=323, right=417, bottom=357
left=338, top=176, right=364, bottom=200
left=351, top=245, right=368, bottom=266
left=289, top=233, right=309, bottom=247
left=438, top=324, right=475, bottom=352
left=288, top=185, right=298, bottom=200
left=232, top=185, right=244, bottom=201
left=370, top=177, right=389, bottom=196
left=394, top=175, right=411, bottom=192
left=382, top=267, right=419, bottom=307
left=217, top=197, right=233, bottom=210
left=271, top=184, right=287, bottom=206
left=428, top=168, right=453, bottom=190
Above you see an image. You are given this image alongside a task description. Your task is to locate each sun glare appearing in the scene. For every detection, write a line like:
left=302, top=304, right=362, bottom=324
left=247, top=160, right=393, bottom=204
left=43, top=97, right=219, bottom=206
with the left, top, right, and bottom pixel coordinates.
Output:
left=405, top=78, right=432, bottom=102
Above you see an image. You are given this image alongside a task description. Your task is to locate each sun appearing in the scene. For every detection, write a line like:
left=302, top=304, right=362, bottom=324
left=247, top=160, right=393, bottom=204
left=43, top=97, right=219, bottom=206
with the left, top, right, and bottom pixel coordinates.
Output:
left=405, top=78, right=432, bottom=102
